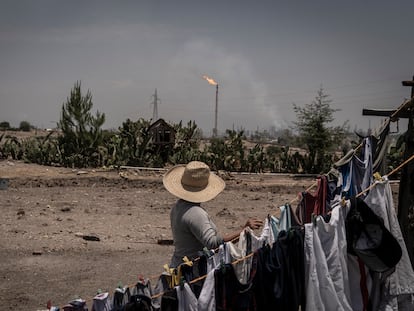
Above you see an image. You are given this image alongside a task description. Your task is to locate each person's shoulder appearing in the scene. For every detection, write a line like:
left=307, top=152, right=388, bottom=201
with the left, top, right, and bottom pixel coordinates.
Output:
left=182, top=203, right=207, bottom=218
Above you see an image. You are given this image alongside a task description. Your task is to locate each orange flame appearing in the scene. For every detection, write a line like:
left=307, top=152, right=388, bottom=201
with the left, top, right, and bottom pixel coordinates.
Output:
left=202, top=75, right=218, bottom=86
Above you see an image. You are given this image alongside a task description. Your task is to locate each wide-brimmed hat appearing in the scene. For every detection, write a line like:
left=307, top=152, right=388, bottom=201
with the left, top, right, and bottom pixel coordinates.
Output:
left=163, top=161, right=225, bottom=203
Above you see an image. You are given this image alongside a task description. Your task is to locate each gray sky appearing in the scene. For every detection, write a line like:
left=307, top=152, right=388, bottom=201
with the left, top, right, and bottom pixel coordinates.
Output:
left=1, top=0, right=413, bottom=136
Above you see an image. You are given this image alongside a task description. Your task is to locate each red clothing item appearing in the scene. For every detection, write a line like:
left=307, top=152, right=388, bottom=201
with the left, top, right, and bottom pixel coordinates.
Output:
left=295, top=175, right=328, bottom=225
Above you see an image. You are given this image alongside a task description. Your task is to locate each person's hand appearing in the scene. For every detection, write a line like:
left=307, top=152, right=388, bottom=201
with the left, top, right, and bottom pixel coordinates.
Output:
left=244, top=218, right=263, bottom=230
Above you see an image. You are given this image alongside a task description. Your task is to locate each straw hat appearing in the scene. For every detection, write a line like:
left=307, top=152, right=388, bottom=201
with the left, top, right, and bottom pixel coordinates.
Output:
left=163, top=161, right=225, bottom=203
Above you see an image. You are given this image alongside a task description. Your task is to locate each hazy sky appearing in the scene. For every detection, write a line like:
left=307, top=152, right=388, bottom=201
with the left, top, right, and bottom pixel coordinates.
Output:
left=1, top=0, right=413, bottom=136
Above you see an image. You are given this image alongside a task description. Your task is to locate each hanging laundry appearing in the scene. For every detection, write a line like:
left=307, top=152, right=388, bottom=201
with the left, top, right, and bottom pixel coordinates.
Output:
left=304, top=202, right=353, bottom=311
left=295, top=175, right=329, bottom=224
left=364, top=177, right=414, bottom=310
left=62, top=298, right=88, bottom=311
left=214, top=263, right=257, bottom=311
left=91, top=292, right=111, bottom=311
left=176, top=282, right=198, bottom=311
left=112, top=285, right=130, bottom=311
left=253, top=227, right=305, bottom=311
left=160, top=288, right=178, bottom=311
left=335, top=137, right=373, bottom=199
left=198, top=269, right=216, bottom=311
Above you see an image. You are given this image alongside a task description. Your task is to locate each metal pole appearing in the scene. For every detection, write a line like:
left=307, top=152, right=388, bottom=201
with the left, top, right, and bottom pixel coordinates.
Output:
left=398, top=75, right=414, bottom=268
left=214, top=84, right=218, bottom=137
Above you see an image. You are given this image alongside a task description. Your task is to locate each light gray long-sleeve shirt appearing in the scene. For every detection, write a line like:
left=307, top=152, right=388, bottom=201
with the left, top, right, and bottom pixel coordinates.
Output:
left=170, top=199, right=223, bottom=267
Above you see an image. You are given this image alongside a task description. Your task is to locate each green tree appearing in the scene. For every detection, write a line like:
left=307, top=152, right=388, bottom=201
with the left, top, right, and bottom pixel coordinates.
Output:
left=293, top=86, right=348, bottom=174
left=19, top=121, right=32, bottom=132
left=57, top=81, right=106, bottom=167
left=0, top=121, right=10, bottom=130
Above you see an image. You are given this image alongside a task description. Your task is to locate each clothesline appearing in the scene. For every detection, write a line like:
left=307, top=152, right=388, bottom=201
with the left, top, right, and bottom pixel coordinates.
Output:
left=102, top=152, right=414, bottom=303
left=150, top=252, right=256, bottom=300
left=356, top=152, right=414, bottom=198
left=51, top=152, right=414, bottom=309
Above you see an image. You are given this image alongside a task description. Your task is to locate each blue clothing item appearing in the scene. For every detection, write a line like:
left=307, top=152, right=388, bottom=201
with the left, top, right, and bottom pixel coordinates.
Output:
left=339, top=137, right=373, bottom=198
left=269, top=204, right=292, bottom=239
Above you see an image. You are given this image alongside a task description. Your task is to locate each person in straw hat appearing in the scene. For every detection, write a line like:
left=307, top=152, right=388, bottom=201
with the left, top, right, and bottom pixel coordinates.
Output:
left=163, top=161, right=263, bottom=268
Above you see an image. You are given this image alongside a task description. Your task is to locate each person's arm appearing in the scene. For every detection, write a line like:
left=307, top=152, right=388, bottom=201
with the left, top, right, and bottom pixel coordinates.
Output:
left=222, top=218, right=263, bottom=242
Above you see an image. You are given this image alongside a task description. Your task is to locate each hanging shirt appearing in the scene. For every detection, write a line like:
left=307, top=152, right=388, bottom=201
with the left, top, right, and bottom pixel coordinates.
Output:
left=91, top=292, right=111, bottom=311
left=364, top=177, right=414, bottom=310
left=269, top=204, right=293, bottom=239
left=176, top=282, right=198, bottom=311
left=198, top=269, right=216, bottom=311
left=214, top=263, right=257, bottom=311
left=304, top=202, right=353, bottom=311
left=337, top=137, right=373, bottom=199
left=295, top=175, right=328, bottom=224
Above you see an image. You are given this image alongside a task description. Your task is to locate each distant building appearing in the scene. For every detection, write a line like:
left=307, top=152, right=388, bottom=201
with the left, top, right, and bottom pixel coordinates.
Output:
left=148, top=118, right=176, bottom=146
left=148, top=119, right=176, bottom=163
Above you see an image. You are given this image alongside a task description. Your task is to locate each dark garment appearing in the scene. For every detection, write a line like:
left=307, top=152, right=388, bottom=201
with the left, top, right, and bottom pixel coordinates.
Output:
left=62, top=299, right=88, bottom=311
left=253, top=227, right=305, bottom=311
left=215, top=262, right=257, bottom=311
left=277, top=228, right=306, bottom=311
left=124, top=294, right=152, bottom=311
left=112, top=287, right=130, bottom=311
left=179, top=261, right=203, bottom=298
left=152, top=274, right=171, bottom=311
left=160, top=289, right=178, bottom=311
left=252, top=244, right=278, bottom=310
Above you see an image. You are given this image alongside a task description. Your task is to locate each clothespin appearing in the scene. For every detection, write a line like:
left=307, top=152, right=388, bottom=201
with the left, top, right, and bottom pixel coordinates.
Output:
left=96, top=288, right=102, bottom=294
left=340, top=196, right=346, bottom=207
left=182, top=256, right=193, bottom=267
left=117, top=281, right=123, bottom=289
left=162, top=264, right=175, bottom=288
left=163, top=264, right=174, bottom=275
left=373, top=172, right=382, bottom=181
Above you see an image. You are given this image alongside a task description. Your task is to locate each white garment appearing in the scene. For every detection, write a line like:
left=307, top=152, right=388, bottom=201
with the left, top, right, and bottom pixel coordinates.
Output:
left=364, top=177, right=414, bottom=310
left=176, top=282, right=198, bottom=311
left=239, top=226, right=262, bottom=253
left=259, top=216, right=275, bottom=247
left=225, top=241, right=252, bottom=285
left=305, top=202, right=353, bottom=311
left=198, top=269, right=216, bottom=311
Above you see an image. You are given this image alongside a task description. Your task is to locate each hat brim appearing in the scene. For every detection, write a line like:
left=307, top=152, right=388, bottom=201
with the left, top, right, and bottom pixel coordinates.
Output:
left=163, top=165, right=225, bottom=203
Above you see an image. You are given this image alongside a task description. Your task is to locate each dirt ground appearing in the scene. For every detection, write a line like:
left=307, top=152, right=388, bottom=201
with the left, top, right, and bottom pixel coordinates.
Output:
left=0, top=160, right=313, bottom=310
left=0, top=160, right=399, bottom=310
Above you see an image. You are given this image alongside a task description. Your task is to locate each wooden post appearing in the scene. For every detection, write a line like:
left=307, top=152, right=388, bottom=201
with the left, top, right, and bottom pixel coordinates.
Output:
left=398, top=76, right=414, bottom=268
